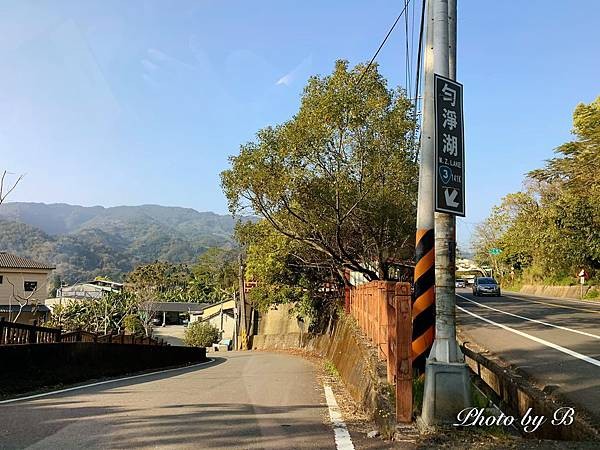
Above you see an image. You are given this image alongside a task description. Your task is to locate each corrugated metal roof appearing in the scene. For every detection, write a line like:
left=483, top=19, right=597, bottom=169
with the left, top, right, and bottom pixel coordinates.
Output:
left=143, top=302, right=210, bottom=312
left=0, top=252, right=55, bottom=270
left=0, top=305, right=50, bottom=313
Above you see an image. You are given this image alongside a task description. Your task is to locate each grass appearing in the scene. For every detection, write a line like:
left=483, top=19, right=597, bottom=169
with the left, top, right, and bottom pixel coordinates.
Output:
left=412, top=374, right=425, bottom=416
left=323, top=359, right=339, bottom=379
left=469, top=383, right=513, bottom=438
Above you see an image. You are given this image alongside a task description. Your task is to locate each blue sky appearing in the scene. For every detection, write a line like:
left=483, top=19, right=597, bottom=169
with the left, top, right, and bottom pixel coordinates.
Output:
left=1, top=1, right=598, bottom=249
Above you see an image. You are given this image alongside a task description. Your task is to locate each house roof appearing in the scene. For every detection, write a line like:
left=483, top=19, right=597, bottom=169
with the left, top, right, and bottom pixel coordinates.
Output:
left=143, top=302, right=210, bottom=313
left=0, top=305, right=50, bottom=313
left=0, top=252, right=55, bottom=270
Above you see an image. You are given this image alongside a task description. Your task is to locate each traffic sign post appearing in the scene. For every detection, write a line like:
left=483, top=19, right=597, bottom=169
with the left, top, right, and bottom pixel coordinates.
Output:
left=489, top=248, right=502, bottom=256
left=434, top=74, right=465, bottom=216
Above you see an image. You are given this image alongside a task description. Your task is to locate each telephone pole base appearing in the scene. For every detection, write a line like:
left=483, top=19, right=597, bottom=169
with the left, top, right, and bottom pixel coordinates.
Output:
left=421, top=360, right=471, bottom=425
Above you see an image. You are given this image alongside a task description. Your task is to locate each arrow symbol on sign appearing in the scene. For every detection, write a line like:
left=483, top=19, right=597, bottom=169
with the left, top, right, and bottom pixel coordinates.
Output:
left=444, top=189, right=459, bottom=207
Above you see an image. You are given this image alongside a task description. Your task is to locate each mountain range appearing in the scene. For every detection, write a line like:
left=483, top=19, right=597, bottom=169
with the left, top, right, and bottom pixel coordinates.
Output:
left=0, top=202, right=241, bottom=283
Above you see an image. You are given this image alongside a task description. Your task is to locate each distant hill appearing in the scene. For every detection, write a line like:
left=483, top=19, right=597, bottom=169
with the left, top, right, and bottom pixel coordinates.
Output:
left=0, top=202, right=243, bottom=283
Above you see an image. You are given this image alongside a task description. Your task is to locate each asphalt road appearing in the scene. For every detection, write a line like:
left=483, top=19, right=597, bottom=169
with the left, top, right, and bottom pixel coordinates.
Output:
left=0, top=352, right=342, bottom=450
left=456, top=288, right=600, bottom=420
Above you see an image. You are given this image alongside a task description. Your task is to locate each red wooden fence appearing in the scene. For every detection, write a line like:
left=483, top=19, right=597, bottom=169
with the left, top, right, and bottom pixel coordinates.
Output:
left=349, top=281, right=412, bottom=422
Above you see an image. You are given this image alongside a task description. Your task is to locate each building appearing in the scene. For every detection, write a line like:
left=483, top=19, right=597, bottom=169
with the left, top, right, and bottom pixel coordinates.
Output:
left=0, top=251, right=54, bottom=324
left=149, top=302, right=209, bottom=326
left=190, top=299, right=236, bottom=342
left=46, top=279, right=123, bottom=310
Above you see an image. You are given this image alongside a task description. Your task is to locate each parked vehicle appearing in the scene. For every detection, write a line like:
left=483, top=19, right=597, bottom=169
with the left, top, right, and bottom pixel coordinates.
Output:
left=472, top=277, right=501, bottom=297
left=455, top=278, right=466, bottom=288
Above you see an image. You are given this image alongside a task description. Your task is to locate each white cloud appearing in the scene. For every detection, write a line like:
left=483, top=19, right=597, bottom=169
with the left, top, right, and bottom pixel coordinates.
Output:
left=275, top=54, right=312, bottom=87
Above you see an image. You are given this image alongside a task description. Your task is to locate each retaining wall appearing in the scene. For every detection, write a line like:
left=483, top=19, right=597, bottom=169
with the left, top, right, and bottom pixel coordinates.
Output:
left=519, top=284, right=597, bottom=299
left=0, top=342, right=206, bottom=396
left=461, top=343, right=600, bottom=441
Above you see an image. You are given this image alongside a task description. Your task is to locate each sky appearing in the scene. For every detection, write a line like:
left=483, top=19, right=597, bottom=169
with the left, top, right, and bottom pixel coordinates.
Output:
left=1, top=0, right=599, bottom=249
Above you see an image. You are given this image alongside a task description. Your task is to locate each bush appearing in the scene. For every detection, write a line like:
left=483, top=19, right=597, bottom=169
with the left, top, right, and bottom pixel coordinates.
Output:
left=184, top=321, right=220, bottom=347
left=123, top=314, right=144, bottom=335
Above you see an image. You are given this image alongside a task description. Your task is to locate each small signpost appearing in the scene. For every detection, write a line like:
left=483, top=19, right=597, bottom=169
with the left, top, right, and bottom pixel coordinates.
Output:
left=489, top=248, right=502, bottom=256
left=434, top=74, right=465, bottom=216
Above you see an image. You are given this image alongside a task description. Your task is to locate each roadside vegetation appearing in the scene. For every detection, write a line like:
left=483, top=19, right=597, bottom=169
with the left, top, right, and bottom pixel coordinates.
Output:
left=221, top=60, right=418, bottom=328
left=473, top=97, right=600, bottom=287
left=46, top=247, right=239, bottom=333
left=184, top=321, right=220, bottom=348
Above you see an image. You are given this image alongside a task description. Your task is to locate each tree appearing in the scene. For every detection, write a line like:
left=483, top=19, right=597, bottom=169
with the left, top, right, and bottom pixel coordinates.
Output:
left=192, top=247, right=238, bottom=303
left=125, top=261, right=193, bottom=300
left=221, top=60, right=417, bottom=282
left=237, top=219, right=340, bottom=329
left=0, top=170, right=24, bottom=205
left=46, top=291, right=137, bottom=334
left=474, top=97, right=600, bottom=283
left=184, top=321, right=220, bottom=348
left=5, top=275, right=41, bottom=323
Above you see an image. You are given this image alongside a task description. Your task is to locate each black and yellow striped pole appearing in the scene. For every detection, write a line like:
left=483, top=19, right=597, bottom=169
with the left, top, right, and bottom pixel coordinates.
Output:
left=412, top=0, right=435, bottom=371
left=412, top=228, right=435, bottom=370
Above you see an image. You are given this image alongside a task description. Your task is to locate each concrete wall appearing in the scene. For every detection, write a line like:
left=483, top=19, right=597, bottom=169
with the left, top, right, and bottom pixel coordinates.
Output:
left=0, top=269, right=50, bottom=306
left=206, top=312, right=236, bottom=342
left=256, top=303, right=308, bottom=335
left=462, top=344, right=600, bottom=441
left=520, top=284, right=597, bottom=299
left=0, top=342, right=206, bottom=397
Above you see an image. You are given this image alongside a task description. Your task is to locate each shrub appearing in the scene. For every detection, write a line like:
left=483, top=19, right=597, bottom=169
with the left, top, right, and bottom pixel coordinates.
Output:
left=123, top=314, right=144, bottom=335
left=184, top=321, right=220, bottom=347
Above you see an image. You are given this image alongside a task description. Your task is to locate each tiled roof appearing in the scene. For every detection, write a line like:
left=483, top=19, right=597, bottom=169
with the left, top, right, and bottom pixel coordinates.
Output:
left=0, top=252, right=55, bottom=270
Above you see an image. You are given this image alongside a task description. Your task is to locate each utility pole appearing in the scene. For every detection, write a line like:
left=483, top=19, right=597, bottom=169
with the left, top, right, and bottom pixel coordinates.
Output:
left=421, top=0, right=471, bottom=425
left=238, top=254, right=247, bottom=350
left=412, top=0, right=436, bottom=371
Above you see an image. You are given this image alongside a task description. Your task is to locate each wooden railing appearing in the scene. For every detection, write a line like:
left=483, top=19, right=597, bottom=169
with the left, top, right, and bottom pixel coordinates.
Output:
left=0, top=318, right=167, bottom=346
left=349, top=281, right=412, bottom=422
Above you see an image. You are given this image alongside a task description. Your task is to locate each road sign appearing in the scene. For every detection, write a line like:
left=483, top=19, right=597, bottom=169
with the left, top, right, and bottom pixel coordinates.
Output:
left=489, top=248, right=502, bottom=256
left=434, top=74, right=465, bottom=216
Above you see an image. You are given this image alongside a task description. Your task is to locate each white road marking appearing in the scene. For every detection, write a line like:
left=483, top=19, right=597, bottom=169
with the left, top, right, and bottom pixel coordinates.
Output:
left=0, top=359, right=214, bottom=404
left=506, top=291, right=600, bottom=307
left=457, top=294, right=600, bottom=340
left=504, top=294, right=600, bottom=315
left=457, top=305, right=600, bottom=368
left=324, top=385, right=355, bottom=450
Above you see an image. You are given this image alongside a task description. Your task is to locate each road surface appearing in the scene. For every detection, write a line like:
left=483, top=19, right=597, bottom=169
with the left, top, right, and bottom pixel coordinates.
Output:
left=456, top=288, right=600, bottom=421
left=0, top=352, right=351, bottom=449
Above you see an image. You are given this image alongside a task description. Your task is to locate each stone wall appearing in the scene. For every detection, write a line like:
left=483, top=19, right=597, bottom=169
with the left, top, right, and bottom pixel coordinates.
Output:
left=519, top=284, right=597, bottom=299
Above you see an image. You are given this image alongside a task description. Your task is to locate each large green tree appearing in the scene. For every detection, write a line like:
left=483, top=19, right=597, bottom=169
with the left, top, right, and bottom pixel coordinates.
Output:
left=222, top=60, right=417, bottom=281
left=474, top=97, right=600, bottom=283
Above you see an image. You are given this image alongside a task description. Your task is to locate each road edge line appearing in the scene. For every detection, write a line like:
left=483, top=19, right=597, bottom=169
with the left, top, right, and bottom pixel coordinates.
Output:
left=324, top=384, right=355, bottom=450
left=456, top=305, right=600, bottom=368
left=0, top=358, right=215, bottom=405
left=456, top=294, right=600, bottom=340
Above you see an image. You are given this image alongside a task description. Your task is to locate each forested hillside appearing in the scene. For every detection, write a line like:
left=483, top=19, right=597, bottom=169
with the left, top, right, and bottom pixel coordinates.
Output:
left=0, top=203, right=241, bottom=282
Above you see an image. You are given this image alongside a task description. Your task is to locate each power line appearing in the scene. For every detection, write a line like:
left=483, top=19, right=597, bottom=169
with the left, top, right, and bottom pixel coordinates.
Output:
left=412, top=0, right=426, bottom=159
left=355, top=0, right=412, bottom=87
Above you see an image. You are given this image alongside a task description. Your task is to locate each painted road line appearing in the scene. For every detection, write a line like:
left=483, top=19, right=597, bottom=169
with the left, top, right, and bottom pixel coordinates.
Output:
left=0, top=359, right=214, bottom=405
left=457, top=294, right=600, bottom=340
left=504, top=295, right=600, bottom=315
left=457, top=305, right=600, bottom=368
left=324, top=385, right=355, bottom=450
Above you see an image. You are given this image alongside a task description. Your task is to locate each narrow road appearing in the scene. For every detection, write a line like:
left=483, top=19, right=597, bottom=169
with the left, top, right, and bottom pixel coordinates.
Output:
left=0, top=352, right=342, bottom=449
left=456, top=289, right=600, bottom=420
